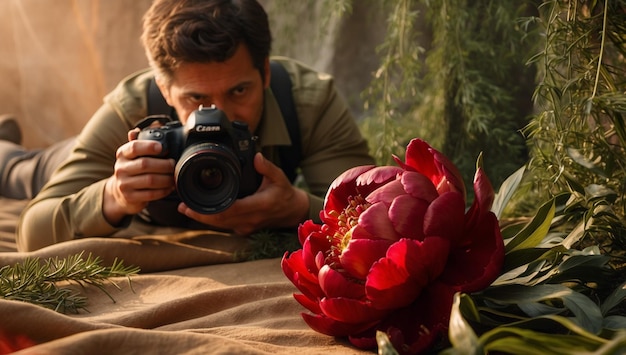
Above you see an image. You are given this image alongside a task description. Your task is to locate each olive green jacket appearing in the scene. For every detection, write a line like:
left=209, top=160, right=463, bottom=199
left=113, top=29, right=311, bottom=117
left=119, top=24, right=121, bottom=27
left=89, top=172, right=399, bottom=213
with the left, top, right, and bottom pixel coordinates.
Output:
left=17, top=57, right=373, bottom=251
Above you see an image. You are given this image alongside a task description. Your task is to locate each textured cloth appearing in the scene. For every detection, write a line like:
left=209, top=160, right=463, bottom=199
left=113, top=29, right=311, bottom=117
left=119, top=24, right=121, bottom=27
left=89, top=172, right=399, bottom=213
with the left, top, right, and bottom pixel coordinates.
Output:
left=0, top=246, right=369, bottom=354
left=0, top=197, right=370, bottom=354
left=17, top=57, right=373, bottom=251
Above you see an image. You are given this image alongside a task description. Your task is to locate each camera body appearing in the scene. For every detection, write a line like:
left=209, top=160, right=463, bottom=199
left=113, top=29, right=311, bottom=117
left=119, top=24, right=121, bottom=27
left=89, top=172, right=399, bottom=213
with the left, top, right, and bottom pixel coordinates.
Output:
left=137, top=105, right=261, bottom=214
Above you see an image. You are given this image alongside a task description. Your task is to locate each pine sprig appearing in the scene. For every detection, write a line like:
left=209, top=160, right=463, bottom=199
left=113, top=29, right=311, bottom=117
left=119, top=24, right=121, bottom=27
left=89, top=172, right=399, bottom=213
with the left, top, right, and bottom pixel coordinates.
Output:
left=0, top=252, right=139, bottom=314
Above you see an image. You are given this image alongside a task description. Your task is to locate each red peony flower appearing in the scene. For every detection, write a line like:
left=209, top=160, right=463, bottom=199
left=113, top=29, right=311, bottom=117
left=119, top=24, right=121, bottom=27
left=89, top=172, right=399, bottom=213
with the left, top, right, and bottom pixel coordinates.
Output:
left=282, top=139, right=505, bottom=354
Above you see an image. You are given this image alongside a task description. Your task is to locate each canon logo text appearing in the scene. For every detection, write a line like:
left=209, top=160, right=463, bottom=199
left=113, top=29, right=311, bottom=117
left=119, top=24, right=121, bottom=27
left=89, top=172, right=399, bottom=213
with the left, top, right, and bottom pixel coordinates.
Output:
left=196, top=125, right=221, bottom=132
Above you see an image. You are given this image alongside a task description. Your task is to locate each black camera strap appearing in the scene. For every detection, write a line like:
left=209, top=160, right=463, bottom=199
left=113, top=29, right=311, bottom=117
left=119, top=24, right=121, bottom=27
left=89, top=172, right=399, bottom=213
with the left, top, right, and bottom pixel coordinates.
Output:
left=146, top=61, right=302, bottom=183
left=268, top=61, right=301, bottom=183
left=147, top=78, right=178, bottom=120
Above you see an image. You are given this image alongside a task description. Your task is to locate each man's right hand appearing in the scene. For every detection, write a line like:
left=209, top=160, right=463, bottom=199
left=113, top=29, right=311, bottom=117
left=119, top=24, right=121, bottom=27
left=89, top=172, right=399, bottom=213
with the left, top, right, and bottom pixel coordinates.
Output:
left=103, top=130, right=175, bottom=226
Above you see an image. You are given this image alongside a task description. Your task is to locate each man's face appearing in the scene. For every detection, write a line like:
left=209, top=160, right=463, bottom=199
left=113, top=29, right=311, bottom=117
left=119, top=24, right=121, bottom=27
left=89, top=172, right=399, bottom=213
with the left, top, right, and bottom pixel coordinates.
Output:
left=157, top=44, right=270, bottom=133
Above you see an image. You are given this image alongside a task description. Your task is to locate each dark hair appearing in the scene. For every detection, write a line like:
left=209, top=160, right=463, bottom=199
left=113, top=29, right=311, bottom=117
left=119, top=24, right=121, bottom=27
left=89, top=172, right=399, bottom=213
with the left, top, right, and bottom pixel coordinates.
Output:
left=141, top=0, right=272, bottom=82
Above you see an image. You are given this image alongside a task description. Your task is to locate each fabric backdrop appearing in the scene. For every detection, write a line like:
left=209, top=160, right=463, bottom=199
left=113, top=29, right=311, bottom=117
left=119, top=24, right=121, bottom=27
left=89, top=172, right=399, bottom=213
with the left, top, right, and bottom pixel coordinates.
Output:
left=0, top=0, right=151, bottom=149
left=0, top=0, right=386, bottom=150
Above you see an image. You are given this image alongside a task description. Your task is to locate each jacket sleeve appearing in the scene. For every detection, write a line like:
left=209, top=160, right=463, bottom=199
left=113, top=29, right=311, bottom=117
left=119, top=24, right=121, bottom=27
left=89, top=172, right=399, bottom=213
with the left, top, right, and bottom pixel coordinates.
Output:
left=16, top=103, right=136, bottom=251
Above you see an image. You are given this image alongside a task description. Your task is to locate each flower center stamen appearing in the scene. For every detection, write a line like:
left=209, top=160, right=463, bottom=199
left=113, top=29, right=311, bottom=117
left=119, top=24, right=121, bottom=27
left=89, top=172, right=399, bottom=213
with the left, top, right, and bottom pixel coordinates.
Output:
left=326, top=195, right=370, bottom=266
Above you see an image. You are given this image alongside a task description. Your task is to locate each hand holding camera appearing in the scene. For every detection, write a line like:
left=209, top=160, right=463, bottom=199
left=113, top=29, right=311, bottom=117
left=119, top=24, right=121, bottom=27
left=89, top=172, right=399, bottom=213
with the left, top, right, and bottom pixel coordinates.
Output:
left=104, top=105, right=307, bottom=233
left=102, top=106, right=261, bottom=228
left=137, top=105, right=261, bottom=215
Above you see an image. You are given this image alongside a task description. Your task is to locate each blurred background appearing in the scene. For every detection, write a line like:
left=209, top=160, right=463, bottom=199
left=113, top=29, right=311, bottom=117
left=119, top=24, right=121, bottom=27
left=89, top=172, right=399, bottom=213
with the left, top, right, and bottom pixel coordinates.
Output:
left=0, top=0, right=387, bottom=149
left=1, top=1, right=625, bottom=223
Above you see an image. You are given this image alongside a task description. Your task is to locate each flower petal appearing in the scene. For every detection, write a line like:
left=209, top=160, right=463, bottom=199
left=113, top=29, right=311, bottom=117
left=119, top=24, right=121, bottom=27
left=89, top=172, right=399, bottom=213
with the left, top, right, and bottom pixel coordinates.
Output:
left=441, top=212, right=504, bottom=292
left=340, top=238, right=394, bottom=279
left=365, top=256, right=421, bottom=310
left=384, top=282, right=455, bottom=354
left=356, top=166, right=402, bottom=188
left=324, top=165, right=380, bottom=212
left=365, top=238, right=450, bottom=310
left=293, top=293, right=322, bottom=314
left=302, top=238, right=329, bottom=275
left=465, top=166, right=496, bottom=234
left=365, top=180, right=406, bottom=205
left=388, top=194, right=429, bottom=240
left=281, top=250, right=314, bottom=284
left=318, top=265, right=366, bottom=299
left=301, top=313, right=376, bottom=337
left=400, top=171, right=440, bottom=202
left=404, top=139, right=466, bottom=196
left=297, top=219, right=322, bottom=246
left=473, top=166, right=495, bottom=212
left=357, top=202, right=402, bottom=241
left=320, top=297, right=388, bottom=324
left=403, top=139, right=442, bottom=177
left=388, top=237, right=450, bottom=282
left=347, top=333, right=378, bottom=351
left=423, top=192, right=466, bottom=243
left=281, top=251, right=324, bottom=299
left=325, top=165, right=376, bottom=213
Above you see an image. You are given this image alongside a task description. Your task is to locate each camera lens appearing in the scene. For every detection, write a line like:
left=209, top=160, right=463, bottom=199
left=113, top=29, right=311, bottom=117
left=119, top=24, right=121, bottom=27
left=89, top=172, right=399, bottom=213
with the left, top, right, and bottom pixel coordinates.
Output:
left=199, top=168, right=223, bottom=190
left=175, top=142, right=241, bottom=214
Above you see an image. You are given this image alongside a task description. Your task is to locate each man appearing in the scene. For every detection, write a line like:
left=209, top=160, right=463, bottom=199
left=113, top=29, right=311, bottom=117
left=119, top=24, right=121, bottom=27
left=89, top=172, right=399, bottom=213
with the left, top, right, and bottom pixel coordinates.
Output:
left=16, top=0, right=374, bottom=251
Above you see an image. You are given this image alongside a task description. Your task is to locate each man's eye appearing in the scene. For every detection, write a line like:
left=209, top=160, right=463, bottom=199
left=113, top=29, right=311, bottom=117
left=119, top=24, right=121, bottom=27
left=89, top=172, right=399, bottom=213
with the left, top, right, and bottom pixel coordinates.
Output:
left=232, top=86, right=247, bottom=96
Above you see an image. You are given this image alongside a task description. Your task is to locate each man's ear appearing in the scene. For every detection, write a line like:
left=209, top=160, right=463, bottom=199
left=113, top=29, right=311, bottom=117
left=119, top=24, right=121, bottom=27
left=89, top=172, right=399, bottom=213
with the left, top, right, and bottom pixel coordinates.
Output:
left=155, top=76, right=174, bottom=106
left=263, top=57, right=271, bottom=89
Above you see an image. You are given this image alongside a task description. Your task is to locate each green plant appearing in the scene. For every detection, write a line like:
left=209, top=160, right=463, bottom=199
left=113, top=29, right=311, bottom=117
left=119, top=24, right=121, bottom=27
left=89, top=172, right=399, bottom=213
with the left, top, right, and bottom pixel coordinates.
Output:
left=360, top=0, right=424, bottom=166
left=525, top=0, right=626, bottom=255
left=442, top=169, right=626, bottom=354
left=0, top=252, right=139, bottom=314
left=357, top=0, right=534, bottom=196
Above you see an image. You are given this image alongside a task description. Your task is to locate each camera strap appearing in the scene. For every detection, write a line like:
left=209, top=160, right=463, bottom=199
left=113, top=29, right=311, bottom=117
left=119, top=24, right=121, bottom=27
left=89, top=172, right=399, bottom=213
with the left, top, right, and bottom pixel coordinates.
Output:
left=147, top=78, right=178, bottom=120
left=268, top=61, right=301, bottom=183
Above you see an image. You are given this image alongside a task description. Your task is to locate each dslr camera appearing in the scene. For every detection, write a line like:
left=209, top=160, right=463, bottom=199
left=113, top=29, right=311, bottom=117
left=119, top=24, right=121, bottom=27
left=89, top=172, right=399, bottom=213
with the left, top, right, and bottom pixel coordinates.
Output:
left=137, top=105, right=261, bottom=214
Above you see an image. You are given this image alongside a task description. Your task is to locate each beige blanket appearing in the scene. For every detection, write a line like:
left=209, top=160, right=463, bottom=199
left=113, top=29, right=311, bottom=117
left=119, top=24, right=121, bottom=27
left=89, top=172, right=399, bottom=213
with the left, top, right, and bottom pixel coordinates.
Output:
left=0, top=198, right=370, bottom=354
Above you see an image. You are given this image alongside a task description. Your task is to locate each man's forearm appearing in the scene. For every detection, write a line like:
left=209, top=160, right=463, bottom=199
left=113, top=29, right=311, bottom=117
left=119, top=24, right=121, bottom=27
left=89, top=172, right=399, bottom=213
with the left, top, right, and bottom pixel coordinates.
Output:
left=16, top=179, right=121, bottom=251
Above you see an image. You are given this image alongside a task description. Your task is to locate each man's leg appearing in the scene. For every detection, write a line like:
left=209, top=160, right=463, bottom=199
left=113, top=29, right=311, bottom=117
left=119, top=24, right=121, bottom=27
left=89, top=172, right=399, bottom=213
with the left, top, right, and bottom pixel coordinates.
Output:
left=0, top=114, right=21, bottom=144
left=0, top=115, right=76, bottom=200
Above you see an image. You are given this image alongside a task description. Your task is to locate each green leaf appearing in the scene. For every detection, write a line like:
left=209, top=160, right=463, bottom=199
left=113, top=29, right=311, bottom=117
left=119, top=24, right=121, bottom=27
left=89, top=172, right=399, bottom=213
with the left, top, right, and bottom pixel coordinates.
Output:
left=499, top=246, right=557, bottom=274
left=491, top=165, right=526, bottom=219
left=447, top=293, right=480, bottom=355
left=592, top=331, right=626, bottom=355
left=500, top=221, right=526, bottom=240
left=600, top=282, right=626, bottom=316
left=603, top=316, right=626, bottom=330
left=493, top=258, right=547, bottom=286
left=479, top=325, right=603, bottom=354
left=480, top=284, right=603, bottom=334
left=376, top=331, right=399, bottom=355
left=560, top=220, right=586, bottom=249
left=547, top=254, right=611, bottom=286
left=505, top=198, right=555, bottom=253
